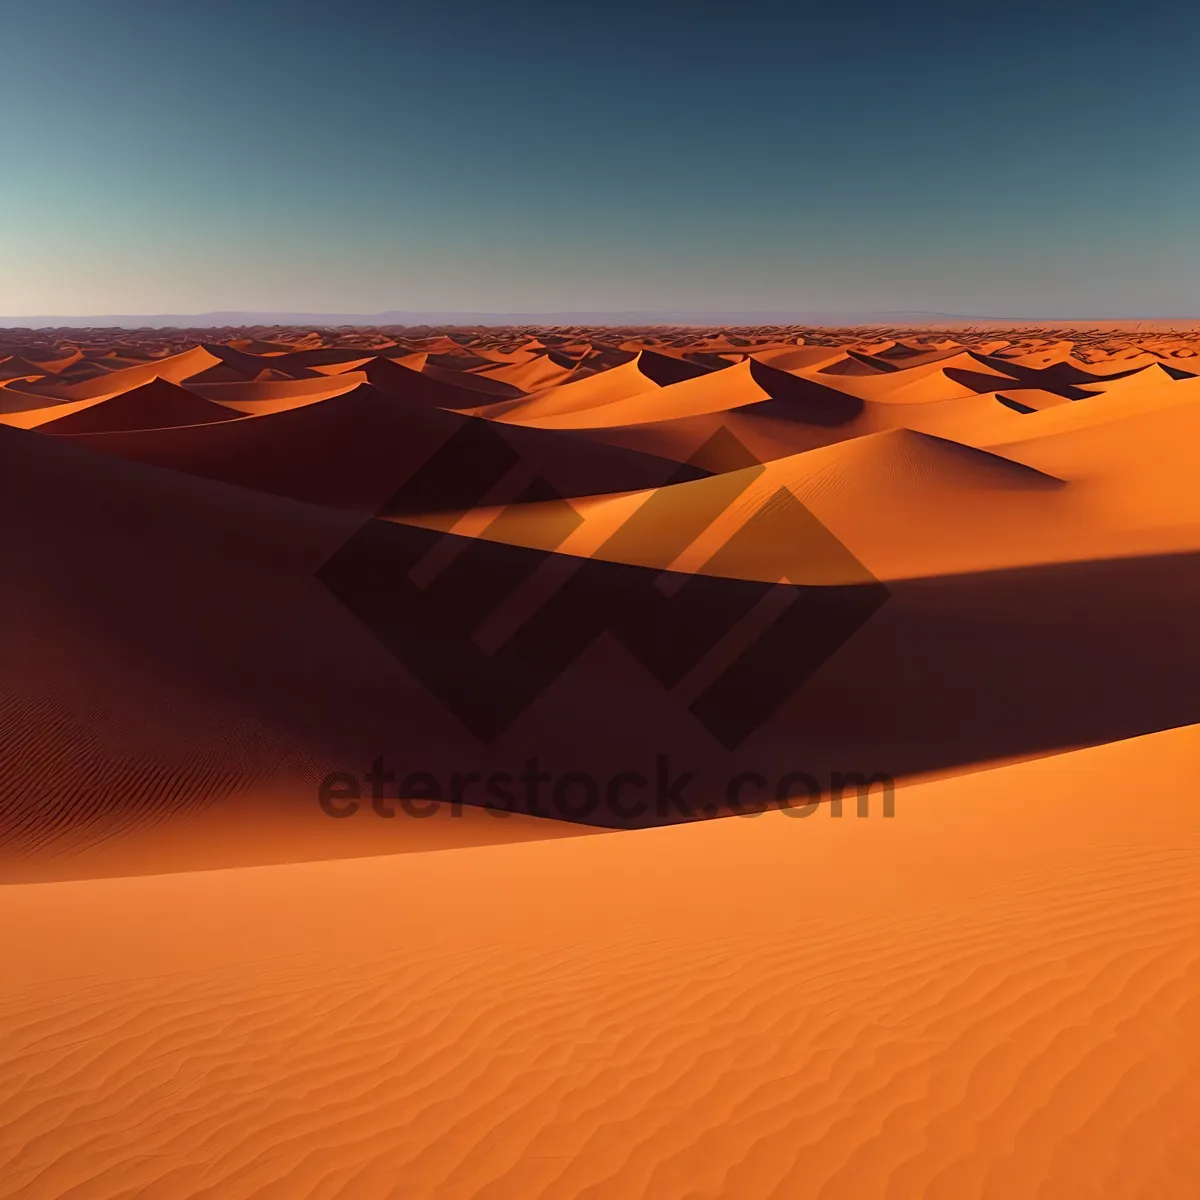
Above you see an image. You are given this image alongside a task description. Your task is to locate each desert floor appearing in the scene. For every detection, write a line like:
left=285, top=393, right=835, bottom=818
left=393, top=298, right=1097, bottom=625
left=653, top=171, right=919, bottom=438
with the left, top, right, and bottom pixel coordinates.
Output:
left=3, top=322, right=1198, bottom=1197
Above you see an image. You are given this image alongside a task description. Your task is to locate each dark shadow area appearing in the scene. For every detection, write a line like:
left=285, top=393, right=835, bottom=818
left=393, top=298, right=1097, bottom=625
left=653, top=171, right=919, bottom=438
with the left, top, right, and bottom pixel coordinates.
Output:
left=995, top=392, right=1038, bottom=414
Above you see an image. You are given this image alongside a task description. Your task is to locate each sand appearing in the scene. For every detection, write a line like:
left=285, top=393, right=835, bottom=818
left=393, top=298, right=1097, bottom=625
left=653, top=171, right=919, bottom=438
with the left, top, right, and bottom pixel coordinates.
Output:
left=2, top=321, right=1198, bottom=1198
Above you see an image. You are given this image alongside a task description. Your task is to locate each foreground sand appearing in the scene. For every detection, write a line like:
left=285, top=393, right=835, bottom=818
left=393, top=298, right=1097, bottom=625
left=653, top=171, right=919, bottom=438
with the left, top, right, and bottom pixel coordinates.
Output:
left=2, top=724, right=1198, bottom=1198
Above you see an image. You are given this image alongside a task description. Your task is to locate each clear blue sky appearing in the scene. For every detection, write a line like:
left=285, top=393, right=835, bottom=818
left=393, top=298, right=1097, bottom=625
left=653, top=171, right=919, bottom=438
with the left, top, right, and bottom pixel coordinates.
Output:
left=3, top=0, right=1198, bottom=318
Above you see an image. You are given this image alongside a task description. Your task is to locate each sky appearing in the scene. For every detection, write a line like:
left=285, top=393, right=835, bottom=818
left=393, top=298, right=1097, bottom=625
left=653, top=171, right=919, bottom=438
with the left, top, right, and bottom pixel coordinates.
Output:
left=2, top=0, right=1199, bottom=320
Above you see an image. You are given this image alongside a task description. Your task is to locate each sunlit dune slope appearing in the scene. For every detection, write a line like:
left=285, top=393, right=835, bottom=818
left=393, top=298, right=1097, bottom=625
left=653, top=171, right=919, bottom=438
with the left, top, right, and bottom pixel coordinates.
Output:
left=187, top=372, right=368, bottom=412
left=1, top=722, right=1196, bottom=1199
left=2, top=345, right=222, bottom=400
left=394, top=415, right=1200, bottom=580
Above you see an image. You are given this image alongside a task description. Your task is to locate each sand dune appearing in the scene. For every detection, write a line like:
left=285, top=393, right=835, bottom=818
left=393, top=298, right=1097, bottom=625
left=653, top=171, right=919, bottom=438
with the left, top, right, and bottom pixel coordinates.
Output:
left=1, top=722, right=1196, bottom=1198
left=807, top=351, right=1020, bottom=404
left=187, top=371, right=369, bottom=412
left=470, top=353, right=590, bottom=392
left=421, top=361, right=528, bottom=397
left=360, top=354, right=520, bottom=410
left=749, top=344, right=851, bottom=371
left=2, top=345, right=222, bottom=400
left=504, top=358, right=859, bottom=430
left=391, top=428, right=1092, bottom=583
left=3, top=321, right=1199, bottom=1199
left=484, top=355, right=662, bottom=420
left=30, top=381, right=699, bottom=513
left=483, top=349, right=716, bottom=423
left=35, top=377, right=245, bottom=434
left=0, top=353, right=77, bottom=380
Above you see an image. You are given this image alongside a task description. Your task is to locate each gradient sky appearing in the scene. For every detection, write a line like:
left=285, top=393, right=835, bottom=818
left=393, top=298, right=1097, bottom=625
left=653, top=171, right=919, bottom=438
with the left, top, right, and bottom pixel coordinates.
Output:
left=3, top=0, right=1199, bottom=318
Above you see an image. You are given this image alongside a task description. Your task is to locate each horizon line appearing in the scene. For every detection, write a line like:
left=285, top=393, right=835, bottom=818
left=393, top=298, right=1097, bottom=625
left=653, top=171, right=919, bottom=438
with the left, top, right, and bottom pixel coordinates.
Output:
left=7, top=309, right=1200, bottom=331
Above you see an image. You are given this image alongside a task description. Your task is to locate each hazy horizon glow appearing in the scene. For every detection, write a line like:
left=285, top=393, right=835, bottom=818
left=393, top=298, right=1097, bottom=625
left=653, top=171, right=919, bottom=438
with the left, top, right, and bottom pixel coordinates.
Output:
left=4, top=0, right=1200, bottom=318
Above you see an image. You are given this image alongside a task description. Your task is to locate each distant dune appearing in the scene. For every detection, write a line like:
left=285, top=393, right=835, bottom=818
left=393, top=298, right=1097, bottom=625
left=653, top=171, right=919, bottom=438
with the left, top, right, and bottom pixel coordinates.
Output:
left=2, top=321, right=1198, bottom=1199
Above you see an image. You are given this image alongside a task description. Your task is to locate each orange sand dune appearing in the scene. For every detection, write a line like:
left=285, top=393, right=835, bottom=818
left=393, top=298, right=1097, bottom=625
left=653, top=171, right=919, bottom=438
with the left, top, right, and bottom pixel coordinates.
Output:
left=4, top=365, right=1194, bottom=870
left=1, top=723, right=1196, bottom=1198
left=424, top=347, right=502, bottom=371
left=482, top=349, right=713, bottom=424
left=361, top=354, right=523, bottom=410
left=420, top=360, right=529, bottom=397
left=2, top=344, right=222, bottom=400
left=471, top=353, right=591, bottom=392
left=987, top=386, right=1200, bottom=529
left=4, top=347, right=83, bottom=372
left=22, top=380, right=699, bottom=512
left=0, top=384, right=56, bottom=411
left=483, top=353, right=664, bottom=421
left=380, top=348, right=430, bottom=371
left=801, top=350, right=1021, bottom=404
left=35, top=376, right=244, bottom=434
left=0, top=354, right=71, bottom=380
left=187, top=371, right=369, bottom=412
left=4, top=322, right=1200, bottom=1199
left=817, top=348, right=898, bottom=375
left=393, top=428, right=1112, bottom=583
left=749, top=344, right=850, bottom=371
left=517, top=359, right=772, bottom=428
left=993, top=339, right=1078, bottom=368
left=227, top=337, right=298, bottom=354
left=455, top=411, right=1200, bottom=579
left=306, top=354, right=377, bottom=375
left=1072, top=359, right=1199, bottom=394
left=195, top=340, right=323, bottom=380
left=503, top=357, right=822, bottom=429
